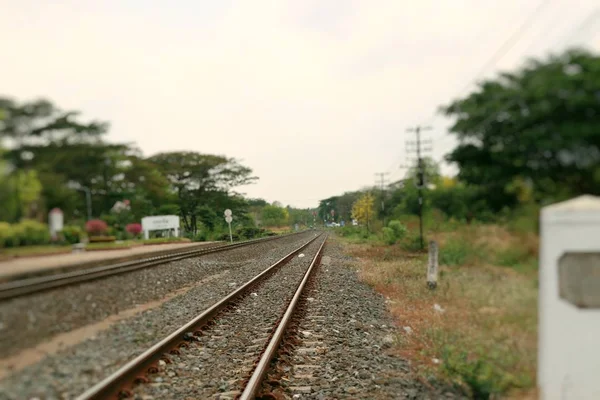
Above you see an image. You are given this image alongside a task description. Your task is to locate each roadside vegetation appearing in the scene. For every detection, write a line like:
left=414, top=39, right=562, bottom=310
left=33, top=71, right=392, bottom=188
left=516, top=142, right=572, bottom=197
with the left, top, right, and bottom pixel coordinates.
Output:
left=318, top=49, right=600, bottom=399
left=335, top=215, right=538, bottom=399
left=0, top=99, right=314, bottom=256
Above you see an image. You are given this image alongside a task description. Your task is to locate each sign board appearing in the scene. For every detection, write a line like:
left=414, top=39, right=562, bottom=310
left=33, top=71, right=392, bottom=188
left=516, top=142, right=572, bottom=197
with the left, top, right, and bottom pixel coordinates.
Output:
left=141, top=215, right=180, bottom=240
left=224, top=209, right=232, bottom=217
left=225, top=215, right=233, bottom=224
left=538, top=195, right=600, bottom=399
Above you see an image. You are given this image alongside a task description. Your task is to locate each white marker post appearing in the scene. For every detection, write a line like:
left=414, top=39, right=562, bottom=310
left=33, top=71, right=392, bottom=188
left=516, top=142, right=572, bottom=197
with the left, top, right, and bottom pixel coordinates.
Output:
left=427, top=240, right=438, bottom=289
left=224, top=209, right=233, bottom=244
left=539, top=195, right=600, bottom=399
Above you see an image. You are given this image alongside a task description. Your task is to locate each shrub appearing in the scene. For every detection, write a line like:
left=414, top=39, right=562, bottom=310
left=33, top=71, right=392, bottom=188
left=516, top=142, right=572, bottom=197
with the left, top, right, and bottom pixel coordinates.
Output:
left=126, top=223, right=143, bottom=237
left=388, top=220, right=407, bottom=240
left=88, top=235, right=116, bottom=243
left=400, top=232, right=425, bottom=252
left=382, top=227, right=396, bottom=245
left=0, top=222, right=15, bottom=248
left=189, top=231, right=207, bottom=242
left=85, top=219, right=108, bottom=236
left=14, top=220, right=51, bottom=246
left=441, top=346, right=526, bottom=398
left=62, top=225, right=83, bottom=244
left=439, top=237, right=470, bottom=266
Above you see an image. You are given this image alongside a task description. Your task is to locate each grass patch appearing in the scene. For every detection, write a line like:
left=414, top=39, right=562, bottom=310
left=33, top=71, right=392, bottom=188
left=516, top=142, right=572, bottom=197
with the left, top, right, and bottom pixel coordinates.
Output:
left=0, top=245, right=72, bottom=259
left=337, top=223, right=538, bottom=399
left=141, top=237, right=191, bottom=245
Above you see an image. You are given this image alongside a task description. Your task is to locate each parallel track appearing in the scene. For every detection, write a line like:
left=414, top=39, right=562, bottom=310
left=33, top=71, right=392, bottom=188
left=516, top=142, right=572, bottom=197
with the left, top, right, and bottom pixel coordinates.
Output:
left=76, top=233, right=325, bottom=400
left=0, top=232, right=304, bottom=301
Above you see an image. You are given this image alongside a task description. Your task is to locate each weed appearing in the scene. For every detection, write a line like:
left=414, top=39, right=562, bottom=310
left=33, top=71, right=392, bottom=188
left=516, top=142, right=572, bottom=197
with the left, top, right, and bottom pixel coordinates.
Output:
left=439, top=238, right=470, bottom=266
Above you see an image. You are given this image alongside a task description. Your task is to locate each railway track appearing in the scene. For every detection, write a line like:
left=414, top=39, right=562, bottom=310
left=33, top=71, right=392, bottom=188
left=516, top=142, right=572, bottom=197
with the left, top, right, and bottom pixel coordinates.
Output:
left=75, top=233, right=327, bottom=400
left=0, top=232, right=304, bottom=301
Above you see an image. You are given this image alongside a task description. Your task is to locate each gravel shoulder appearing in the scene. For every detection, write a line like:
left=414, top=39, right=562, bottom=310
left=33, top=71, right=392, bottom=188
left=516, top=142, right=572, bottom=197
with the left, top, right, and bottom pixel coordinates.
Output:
left=0, top=233, right=317, bottom=399
left=261, top=239, right=466, bottom=399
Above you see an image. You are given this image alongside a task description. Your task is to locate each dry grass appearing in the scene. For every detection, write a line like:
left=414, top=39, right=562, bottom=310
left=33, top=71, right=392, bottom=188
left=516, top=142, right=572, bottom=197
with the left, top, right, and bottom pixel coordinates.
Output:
left=338, top=225, right=538, bottom=399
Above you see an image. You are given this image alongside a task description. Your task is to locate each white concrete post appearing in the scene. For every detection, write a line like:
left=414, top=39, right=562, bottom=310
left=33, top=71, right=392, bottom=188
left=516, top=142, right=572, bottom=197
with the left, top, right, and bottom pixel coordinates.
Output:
left=539, top=195, right=600, bottom=399
left=427, top=240, right=438, bottom=289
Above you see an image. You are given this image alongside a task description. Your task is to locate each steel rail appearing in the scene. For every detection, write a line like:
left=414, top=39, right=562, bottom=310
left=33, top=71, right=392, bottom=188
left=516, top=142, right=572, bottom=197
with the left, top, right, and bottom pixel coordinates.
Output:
left=0, top=232, right=304, bottom=301
left=75, top=233, right=322, bottom=400
left=239, top=235, right=326, bottom=399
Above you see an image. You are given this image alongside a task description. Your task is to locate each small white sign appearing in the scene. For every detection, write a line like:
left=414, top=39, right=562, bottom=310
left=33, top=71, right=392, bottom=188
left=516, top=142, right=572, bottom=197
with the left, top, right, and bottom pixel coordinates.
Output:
left=141, top=215, right=180, bottom=239
left=48, top=208, right=64, bottom=239
left=224, top=209, right=232, bottom=217
left=225, top=215, right=233, bottom=223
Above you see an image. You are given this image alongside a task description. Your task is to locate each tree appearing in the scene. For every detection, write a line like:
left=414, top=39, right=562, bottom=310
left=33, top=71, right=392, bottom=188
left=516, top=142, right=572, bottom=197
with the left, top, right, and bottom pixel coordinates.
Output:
left=148, top=152, right=257, bottom=235
left=0, top=97, right=107, bottom=146
left=261, top=204, right=288, bottom=227
left=441, top=48, right=600, bottom=210
left=352, top=193, right=375, bottom=232
left=0, top=97, right=113, bottom=221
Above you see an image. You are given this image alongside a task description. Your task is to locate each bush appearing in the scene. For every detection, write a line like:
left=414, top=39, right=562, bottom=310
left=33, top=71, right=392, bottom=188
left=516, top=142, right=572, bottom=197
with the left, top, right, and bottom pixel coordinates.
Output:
left=189, top=231, right=207, bottom=242
left=400, top=233, right=425, bottom=252
left=126, top=223, right=143, bottom=237
left=85, top=219, right=108, bottom=235
left=0, top=222, right=15, bottom=248
left=439, top=237, right=470, bottom=266
left=14, top=220, right=51, bottom=246
left=388, top=220, right=407, bottom=240
left=89, top=235, right=116, bottom=243
left=441, top=346, right=526, bottom=398
left=62, top=225, right=83, bottom=244
left=382, top=227, right=396, bottom=245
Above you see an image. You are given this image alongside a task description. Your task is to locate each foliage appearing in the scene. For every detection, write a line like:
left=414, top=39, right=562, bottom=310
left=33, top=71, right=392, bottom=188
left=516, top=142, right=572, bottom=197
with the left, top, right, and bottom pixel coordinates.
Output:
left=125, top=223, right=142, bottom=236
left=441, top=49, right=600, bottom=210
left=12, top=220, right=51, bottom=246
left=261, top=204, right=289, bottom=227
left=382, top=227, right=396, bottom=245
left=387, top=220, right=407, bottom=240
left=439, top=238, right=470, bottom=266
left=88, top=235, right=116, bottom=243
left=62, top=225, right=83, bottom=244
left=148, top=152, right=257, bottom=235
left=0, top=222, right=14, bottom=247
left=85, top=219, right=108, bottom=235
left=351, top=193, right=375, bottom=228
left=441, top=346, right=528, bottom=399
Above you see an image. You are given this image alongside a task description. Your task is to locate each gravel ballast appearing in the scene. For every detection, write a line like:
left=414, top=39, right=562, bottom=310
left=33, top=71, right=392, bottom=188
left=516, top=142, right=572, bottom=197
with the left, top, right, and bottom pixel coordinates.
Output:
left=131, top=237, right=327, bottom=400
left=260, top=240, right=466, bottom=399
left=0, top=233, right=319, bottom=399
left=0, top=233, right=311, bottom=358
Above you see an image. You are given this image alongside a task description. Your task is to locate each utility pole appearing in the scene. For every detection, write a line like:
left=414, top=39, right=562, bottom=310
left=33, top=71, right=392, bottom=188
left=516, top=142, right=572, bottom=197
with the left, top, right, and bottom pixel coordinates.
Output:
left=375, top=172, right=390, bottom=226
left=406, top=125, right=432, bottom=250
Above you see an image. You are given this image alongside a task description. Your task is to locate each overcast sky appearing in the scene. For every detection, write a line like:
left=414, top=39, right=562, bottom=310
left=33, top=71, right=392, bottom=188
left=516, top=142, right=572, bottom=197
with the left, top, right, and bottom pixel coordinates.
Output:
left=2, top=0, right=599, bottom=208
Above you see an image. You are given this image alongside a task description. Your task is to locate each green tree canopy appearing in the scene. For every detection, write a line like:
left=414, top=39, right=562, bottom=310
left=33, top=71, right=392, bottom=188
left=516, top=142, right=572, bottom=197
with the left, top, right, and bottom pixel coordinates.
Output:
left=148, top=152, right=257, bottom=234
left=441, top=48, right=600, bottom=210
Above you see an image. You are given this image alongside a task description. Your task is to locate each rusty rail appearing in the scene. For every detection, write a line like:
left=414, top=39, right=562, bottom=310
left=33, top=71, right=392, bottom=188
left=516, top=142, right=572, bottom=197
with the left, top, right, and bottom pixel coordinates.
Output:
left=0, top=232, right=305, bottom=301
left=75, top=233, right=322, bottom=400
left=239, top=235, right=326, bottom=399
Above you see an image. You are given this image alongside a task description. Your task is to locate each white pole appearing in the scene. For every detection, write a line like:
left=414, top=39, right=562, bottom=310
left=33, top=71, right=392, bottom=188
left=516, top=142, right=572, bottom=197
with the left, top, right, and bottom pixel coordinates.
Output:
left=427, top=240, right=438, bottom=289
left=228, top=222, right=233, bottom=243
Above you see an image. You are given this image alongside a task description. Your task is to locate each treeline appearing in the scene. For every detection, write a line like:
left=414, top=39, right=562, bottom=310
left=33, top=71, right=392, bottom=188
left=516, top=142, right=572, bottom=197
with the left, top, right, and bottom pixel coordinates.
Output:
left=319, top=48, right=600, bottom=232
left=0, top=98, right=314, bottom=244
